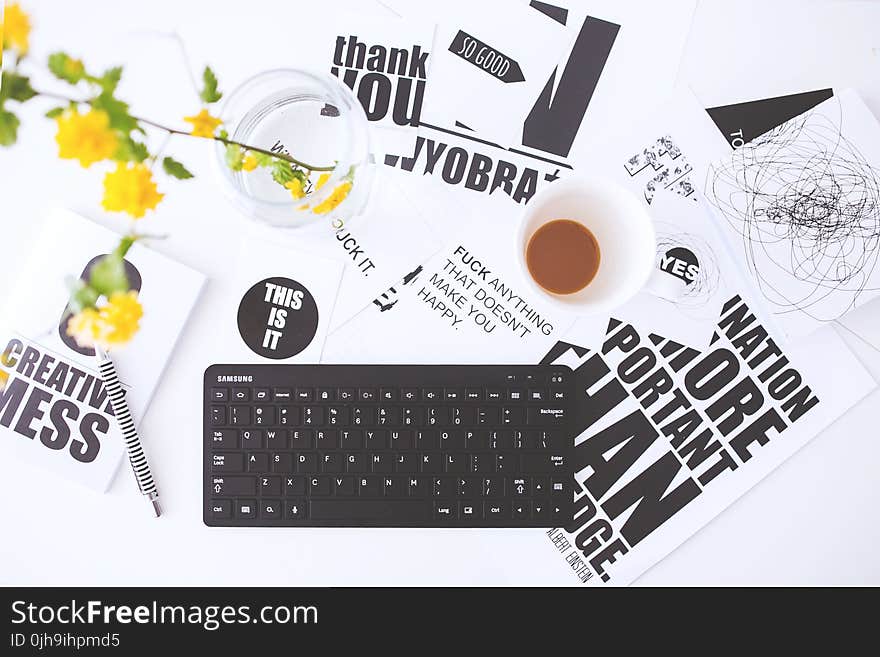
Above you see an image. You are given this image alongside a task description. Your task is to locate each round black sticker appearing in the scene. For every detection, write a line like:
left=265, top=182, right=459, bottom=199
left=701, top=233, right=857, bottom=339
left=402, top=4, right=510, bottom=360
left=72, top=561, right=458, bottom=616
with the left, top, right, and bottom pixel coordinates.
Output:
left=237, top=277, right=319, bottom=359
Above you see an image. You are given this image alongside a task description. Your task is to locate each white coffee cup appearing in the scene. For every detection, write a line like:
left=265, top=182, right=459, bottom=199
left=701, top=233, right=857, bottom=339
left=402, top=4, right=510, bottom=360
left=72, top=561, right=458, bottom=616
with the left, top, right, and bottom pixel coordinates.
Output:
left=515, top=175, right=660, bottom=315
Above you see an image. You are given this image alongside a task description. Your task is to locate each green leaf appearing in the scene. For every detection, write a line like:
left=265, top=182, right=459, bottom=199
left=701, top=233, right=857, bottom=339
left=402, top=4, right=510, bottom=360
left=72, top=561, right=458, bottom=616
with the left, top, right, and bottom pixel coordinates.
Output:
left=225, top=143, right=244, bottom=171
left=162, top=156, right=194, bottom=180
left=0, top=71, right=36, bottom=102
left=270, top=160, right=296, bottom=186
left=89, top=254, right=129, bottom=297
left=114, top=136, right=149, bottom=163
left=99, top=67, right=123, bottom=93
left=48, top=52, right=87, bottom=84
left=67, top=279, right=100, bottom=313
left=253, top=151, right=275, bottom=167
left=90, top=91, right=138, bottom=134
left=45, top=107, right=65, bottom=119
left=0, top=109, right=20, bottom=146
left=199, top=66, right=222, bottom=104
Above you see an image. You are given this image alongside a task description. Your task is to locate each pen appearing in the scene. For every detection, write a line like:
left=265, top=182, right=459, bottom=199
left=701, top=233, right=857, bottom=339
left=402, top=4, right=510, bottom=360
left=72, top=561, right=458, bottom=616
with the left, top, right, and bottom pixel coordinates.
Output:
left=95, top=344, right=162, bottom=517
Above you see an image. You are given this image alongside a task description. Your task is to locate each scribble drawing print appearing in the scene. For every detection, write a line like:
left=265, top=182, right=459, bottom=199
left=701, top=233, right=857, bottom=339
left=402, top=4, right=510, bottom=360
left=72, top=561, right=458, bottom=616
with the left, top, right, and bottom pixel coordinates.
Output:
left=654, top=222, right=721, bottom=314
left=707, top=98, right=880, bottom=322
left=625, top=135, right=695, bottom=204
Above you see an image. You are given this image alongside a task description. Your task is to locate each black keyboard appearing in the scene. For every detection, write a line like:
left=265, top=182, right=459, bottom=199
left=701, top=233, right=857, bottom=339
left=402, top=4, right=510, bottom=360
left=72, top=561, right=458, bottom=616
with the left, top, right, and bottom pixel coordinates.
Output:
left=203, top=365, right=573, bottom=527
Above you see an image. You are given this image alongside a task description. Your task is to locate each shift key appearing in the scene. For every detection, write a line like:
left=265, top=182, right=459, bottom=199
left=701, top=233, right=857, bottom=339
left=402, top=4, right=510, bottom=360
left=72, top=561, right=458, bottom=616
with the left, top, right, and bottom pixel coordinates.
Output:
left=211, top=476, right=256, bottom=496
left=526, top=407, right=566, bottom=425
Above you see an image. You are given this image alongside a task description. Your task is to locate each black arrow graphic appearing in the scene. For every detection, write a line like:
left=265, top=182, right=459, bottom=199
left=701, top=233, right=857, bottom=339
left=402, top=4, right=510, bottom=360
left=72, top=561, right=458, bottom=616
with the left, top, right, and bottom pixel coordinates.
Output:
left=448, top=30, right=525, bottom=83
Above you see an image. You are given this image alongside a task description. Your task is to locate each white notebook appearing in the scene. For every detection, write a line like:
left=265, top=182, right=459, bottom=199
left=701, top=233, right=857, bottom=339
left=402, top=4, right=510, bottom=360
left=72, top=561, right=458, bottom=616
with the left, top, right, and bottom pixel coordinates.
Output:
left=0, top=209, right=205, bottom=491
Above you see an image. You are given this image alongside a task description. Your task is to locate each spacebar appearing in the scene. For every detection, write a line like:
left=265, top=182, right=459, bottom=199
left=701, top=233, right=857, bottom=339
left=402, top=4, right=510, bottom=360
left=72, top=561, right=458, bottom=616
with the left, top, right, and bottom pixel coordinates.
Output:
left=310, top=500, right=430, bottom=522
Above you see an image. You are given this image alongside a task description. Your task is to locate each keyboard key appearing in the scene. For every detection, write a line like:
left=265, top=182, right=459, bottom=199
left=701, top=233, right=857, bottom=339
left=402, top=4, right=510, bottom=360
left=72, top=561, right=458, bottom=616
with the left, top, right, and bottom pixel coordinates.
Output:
left=478, top=407, right=500, bottom=425
left=210, top=407, right=225, bottom=425
left=549, top=388, right=566, bottom=402
left=390, top=430, right=413, bottom=450
left=383, top=476, right=404, bottom=497
left=470, top=453, right=493, bottom=474
left=358, top=388, right=376, bottom=401
left=507, top=389, right=524, bottom=401
left=527, top=407, right=566, bottom=425
left=302, top=406, right=325, bottom=426
left=551, top=502, right=569, bottom=524
left=296, top=388, right=313, bottom=402
left=489, top=430, right=513, bottom=449
left=346, top=453, right=366, bottom=473
left=531, top=500, right=550, bottom=522
left=261, top=500, right=281, bottom=519
left=284, top=476, right=306, bottom=496
left=311, top=500, right=429, bottom=522
left=231, top=388, right=250, bottom=402
left=529, top=389, right=546, bottom=401
left=236, top=500, right=257, bottom=519
left=458, top=477, right=477, bottom=497
left=422, top=388, right=442, bottom=402
left=514, top=430, right=538, bottom=450
left=465, top=430, right=489, bottom=450
left=210, top=499, right=232, bottom=519
left=253, top=388, right=270, bottom=401
left=485, top=501, right=508, bottom=520
left=444, top=453, right=467, bottom=474
left=464, top=388, right=482, bottom=401
left=485, top=388, right=502, bottom=401
left=352, top=406, right=374, bottom=426
left=502, top=407, right=524, bottom=425
left=450, top=406, right=475, bottom=426
left=432, top=477, right=455, bottom=498
left=395, top=453, right=418, bottom=473
left=240, top=429, right=263, bottom=449
left=295, top=453, right=318, bottom=473
left=401, top=387, right=418, bottom=401
left=247, top=453, right=269, bottom=472
left=321, top=452, right=343, bottom=473
left=439, top=430, right=464, bottom=450
left=272, top=453, right=294, bottom=473
left=520, top=453, right=566, bottom=472
left=415, top=430, right=438, bottom=450
left=340, top=430, right=362, bottom=450
left=482, top=477, right=505, bottom=498
left=230, top=406, right=251, bottom=426
left=371, top=453, right=393, bottom=473
left=444, top=389, right=462, bottom=401
left=277, top=407, right=299, bottom=426
left=266, top=429, right=286, bottom=450
left=253, top=406, right=276, bottom=426
left=532, top=476, right=549, bottom=497
left=309, top=475, right=331, bottom=496
left=402, top=407, right=424, bottom=426
left=550, top=478, right=570, bottom=497
left=380, top=388, right=397, bottom=401
left=377, top=406, right=400, bottom=426
left=327, top=406, right=350, bottom=426
left=512, top=477, right=529, bottom=496
left=433, top=501, right=457, bottom=520
left=359, top=475, right=381, bottom=497
left=365, top=430, right=387, bottom=450
left=459, top=501, right=480, bottom=520
left=210, top=388, right=228, bottom=402
left=337, top=388, right=355, bottom=401
left=333, top=475, right=356, bottom=496
left=511, top=502, right=529, bottom=521
left=316, top=388, right=334, bottom=402
left=210, top=429, right=236, bottom=449
left=495, top=453, right=511, bottom=473
left=420, top=452, right=441, bottom=474
left=211, top=476, right=256, bottom=497
left=407, top=476, right=427, bottom=497
left=291, top=429, right=313, bottom=449
left=273, top=388, right=292, bottom=401
left=285, top=500, right=307, bottom=520
left=260, top=476, right=281, bottom=496
left=212, top=453, right=244, bottom=473
left=315, top=429, right=337, bottom=450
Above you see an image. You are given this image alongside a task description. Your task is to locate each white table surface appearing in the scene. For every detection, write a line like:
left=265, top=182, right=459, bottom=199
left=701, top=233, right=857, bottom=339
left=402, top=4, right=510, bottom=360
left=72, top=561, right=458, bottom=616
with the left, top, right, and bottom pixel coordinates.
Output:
left=1, top=0, right=879, bottom=586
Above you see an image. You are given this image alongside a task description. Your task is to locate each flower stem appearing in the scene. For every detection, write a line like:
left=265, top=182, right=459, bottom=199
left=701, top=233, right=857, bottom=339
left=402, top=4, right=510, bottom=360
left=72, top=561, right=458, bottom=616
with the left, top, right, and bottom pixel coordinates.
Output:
left=35, top=90, right=337, bottom=172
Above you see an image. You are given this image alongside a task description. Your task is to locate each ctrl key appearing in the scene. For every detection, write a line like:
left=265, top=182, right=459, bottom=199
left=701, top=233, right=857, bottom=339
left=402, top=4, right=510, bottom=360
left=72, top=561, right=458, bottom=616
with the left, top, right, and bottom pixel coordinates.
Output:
left=210, top=499, right=232, bottom=520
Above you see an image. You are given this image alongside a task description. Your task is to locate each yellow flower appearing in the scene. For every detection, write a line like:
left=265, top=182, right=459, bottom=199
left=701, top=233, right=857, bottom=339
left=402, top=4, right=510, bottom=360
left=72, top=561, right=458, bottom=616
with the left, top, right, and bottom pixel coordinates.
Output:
left=2, top=2, right=31, bottom=56
left=67, top=291, right=144, bottom=349
left=241, top=153, right=258, bottom=171
left=102, top=162, right=164, bottom=218
left=62, top=57, right=85, bottom=79
left=183, top=108, right=222, bottom=138
left=285, top=178, right=305, bottom=199
left=55, top=108, right=118, bottom=168
left=312, top=181, right=353, bottom=215
left=315, top=173, right=331, bottom=190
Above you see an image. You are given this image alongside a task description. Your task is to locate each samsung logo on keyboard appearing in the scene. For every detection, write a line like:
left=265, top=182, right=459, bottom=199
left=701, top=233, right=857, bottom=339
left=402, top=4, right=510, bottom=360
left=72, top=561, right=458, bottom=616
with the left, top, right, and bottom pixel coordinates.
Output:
left=217, top=375, right=253, bottom=383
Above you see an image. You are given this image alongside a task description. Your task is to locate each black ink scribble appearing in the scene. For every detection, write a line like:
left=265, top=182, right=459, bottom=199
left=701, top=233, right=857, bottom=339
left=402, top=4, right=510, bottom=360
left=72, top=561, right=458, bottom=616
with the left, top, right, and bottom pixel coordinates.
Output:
left=654, top=223, right=721, bottom=313
left=707, top=96, right=880, bottom=322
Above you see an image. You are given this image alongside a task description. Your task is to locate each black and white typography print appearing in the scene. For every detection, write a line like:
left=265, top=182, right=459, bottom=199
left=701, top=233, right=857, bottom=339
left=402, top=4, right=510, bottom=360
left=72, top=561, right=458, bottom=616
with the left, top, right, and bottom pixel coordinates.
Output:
left=544, top=295, right=822, bottom=584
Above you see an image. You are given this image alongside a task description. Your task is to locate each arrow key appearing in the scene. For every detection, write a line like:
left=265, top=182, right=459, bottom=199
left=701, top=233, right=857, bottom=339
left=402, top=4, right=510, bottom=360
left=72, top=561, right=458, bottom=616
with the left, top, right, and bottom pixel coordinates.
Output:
left=531, top=499, right=550, bottom=522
